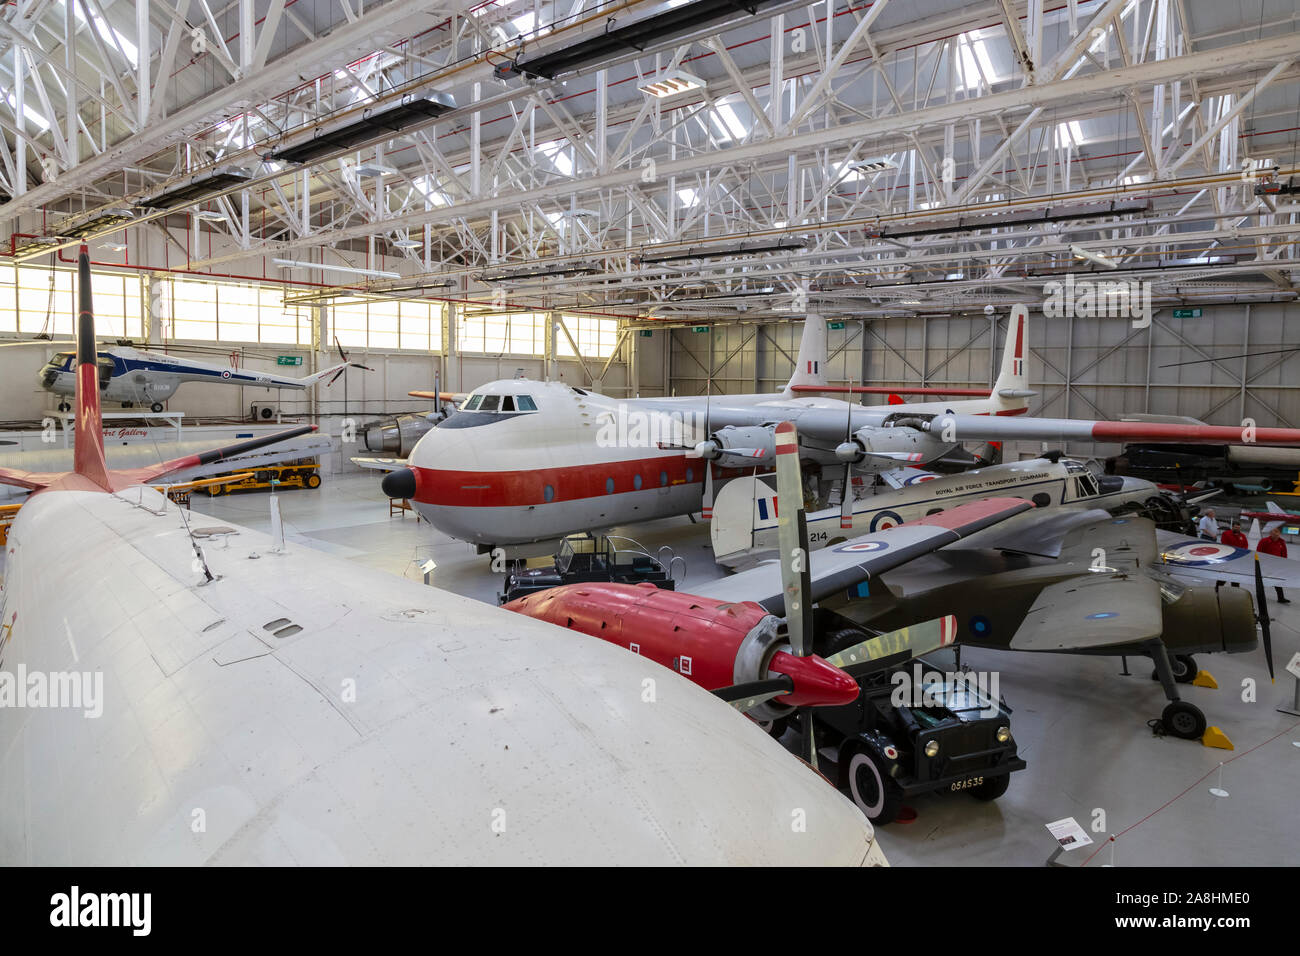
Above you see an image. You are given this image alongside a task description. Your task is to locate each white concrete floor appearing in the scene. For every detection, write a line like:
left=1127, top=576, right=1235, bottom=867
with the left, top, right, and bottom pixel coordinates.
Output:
left=17, top=472, right=1299, bottom=866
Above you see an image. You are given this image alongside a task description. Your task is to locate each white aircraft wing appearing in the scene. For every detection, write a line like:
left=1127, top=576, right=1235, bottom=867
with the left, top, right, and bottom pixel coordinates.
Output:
left=351, top=456, right=406, bottom=472
left=878, top=466, right=941, bottom=489
left=1155, top=529, right=1300, bottom=589
left=695, top=497, right=1034, bottom=611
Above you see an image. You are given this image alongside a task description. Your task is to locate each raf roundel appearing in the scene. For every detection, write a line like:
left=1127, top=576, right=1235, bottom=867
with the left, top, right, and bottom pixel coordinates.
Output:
left=1161, top=543, right=1251, bottom=566
left=869, top=510, right=904, bottom=532
left=221, top=369, right=232, bottom=379
left=835, top=540, right=890, bottom=554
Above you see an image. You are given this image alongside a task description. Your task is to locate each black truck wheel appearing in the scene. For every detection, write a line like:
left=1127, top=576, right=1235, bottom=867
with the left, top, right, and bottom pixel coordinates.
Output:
left=969, top=773, right=1011, bottom=802
left=844, top=747, right=904, bottom=824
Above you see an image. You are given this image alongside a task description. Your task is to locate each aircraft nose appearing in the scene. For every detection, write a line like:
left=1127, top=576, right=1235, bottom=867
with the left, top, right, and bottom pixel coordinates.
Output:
left=381, top=467, right=417, bottom=499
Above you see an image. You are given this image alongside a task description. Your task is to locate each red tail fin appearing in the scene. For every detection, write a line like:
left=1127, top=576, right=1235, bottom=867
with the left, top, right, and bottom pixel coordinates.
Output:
left=72, top=245, right=112, bottom=490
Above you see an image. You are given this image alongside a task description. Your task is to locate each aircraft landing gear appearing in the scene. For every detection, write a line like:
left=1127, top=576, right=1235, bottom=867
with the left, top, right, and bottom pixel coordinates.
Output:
left=57, top=401, right=70, bottom=412
left=1150, top=653, right=1197, bottom=684
left=1149, top=642, right=1207, bottom=740
left=150, top=402, right=164, bottom=413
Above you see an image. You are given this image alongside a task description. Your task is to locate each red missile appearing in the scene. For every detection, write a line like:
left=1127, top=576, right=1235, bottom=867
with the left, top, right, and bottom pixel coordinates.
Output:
left=504, top=581, right=859, bottom=708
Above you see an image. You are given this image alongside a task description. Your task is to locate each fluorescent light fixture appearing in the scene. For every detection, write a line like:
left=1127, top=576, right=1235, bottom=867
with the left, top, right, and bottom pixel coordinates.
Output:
left=851, top=157, right=898, bottom=173
left=1070, top=244, right=1119, bottom=269
left=57, top=207, right=135, bottom=239
left=101, top=241, right=128, bottom=252
left=273, top=259, right=401, bottom=279
left=353, top=161, right=398, bottom=177
left=639, top=70, right=705, bottom=99
left=635, top=236, right=807, bottom=265
left=193, top=209, right=225, bottom=221
left=391, top=237, right=423, bottom=249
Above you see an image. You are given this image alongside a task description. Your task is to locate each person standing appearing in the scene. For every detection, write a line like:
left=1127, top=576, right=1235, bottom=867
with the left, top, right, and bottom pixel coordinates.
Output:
left=1256, top=526, right=1292, bottom=604
left=1197, top=509, right=1219, bottom=540
left=1221, top=520, right=1249, bottom=549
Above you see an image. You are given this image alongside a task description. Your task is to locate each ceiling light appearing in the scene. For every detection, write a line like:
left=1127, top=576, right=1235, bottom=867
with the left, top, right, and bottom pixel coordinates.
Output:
left=635, top=236, right=806, bottom=265
left=100, top=241, right=128, bottom=252
left=270, top=91, right=457, bottom=164
left=137, top=167, right=253, bottom=209
left=850, top=157, right=899, bottom=173
left=193, top=209, right=225, bottom=221
left=638, top=70, right=705, bottom=99
left=1070, top=244, right=1119, bottom=269
left=353, top=162, right=397, bottom=177
left=391, top=237, right=423, bottom=249
left=57, top=207, right=136, bottom=239
left=273, top=259, right=401, bottom=279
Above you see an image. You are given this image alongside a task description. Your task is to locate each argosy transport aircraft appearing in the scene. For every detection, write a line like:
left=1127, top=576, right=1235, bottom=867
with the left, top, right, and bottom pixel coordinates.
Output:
left=0, top=248, right=883, bottom=866
left=380, top=306, right=1300, bottom=551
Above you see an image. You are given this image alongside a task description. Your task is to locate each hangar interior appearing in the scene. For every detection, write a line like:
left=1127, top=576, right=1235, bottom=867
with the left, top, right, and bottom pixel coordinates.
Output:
left=0, top=0, right=1297, bottom=867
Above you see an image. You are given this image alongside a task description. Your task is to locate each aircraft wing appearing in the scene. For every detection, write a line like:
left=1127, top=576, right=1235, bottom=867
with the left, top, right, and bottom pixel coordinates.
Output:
left=960, top=507, right=1116, bottom=558
left=694, top=497, right=1034, bottom=612
left=633, top=399, right=1300, bottom=448
left=351, top=456, right=406, bottom=472
left=1155, top=529, right=1300, bottom=589
left=878, top=466, right=941, bottom=489
left=1010, top=574, right=1165, bottom=651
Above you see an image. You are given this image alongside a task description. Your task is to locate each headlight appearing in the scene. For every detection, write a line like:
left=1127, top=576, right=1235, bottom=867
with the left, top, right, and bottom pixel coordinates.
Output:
left=996, top=725, right=1011, bottom=743
left=924, top=739, right=940, bottom=757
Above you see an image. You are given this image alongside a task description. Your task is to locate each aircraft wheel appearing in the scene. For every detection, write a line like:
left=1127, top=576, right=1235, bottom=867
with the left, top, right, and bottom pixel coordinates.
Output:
left=1161, top=701, right=1207, bottom=740
left=1150, top=654, right=1196, bottom=684
left=819, top=626, right=874, bottom=659
left=150, top=402, right=164, bottom=413
left=969, top=773, right=1011, bottom=802
left=844, top=747, right=903, bottom=824
left=57, top=402, right=70, bottom=412
left=305, top=473, right=321, bottom=489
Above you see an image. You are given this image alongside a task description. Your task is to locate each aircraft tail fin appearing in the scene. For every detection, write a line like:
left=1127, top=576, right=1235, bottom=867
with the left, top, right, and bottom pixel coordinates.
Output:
left=72, top=246, right=112, bottom=490
left=1267, top=501, right=1286, bottom=514
left=990, top=304, right=1033, bottom=409
left=709, top=475, right=777, bottom=564
left=782, top=314, right=828, bottom=396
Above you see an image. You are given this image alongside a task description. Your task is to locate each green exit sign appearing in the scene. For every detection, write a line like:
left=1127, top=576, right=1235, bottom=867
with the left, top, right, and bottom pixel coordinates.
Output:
left=828, top=321, right=845, bottom=330
left=691, top=326, right=709, bottom=333
left=1172, top=308, right=1202, bottom=318
left=276, top=355, right=303, bottom=366
left=638, top=330, right=653, bottom=338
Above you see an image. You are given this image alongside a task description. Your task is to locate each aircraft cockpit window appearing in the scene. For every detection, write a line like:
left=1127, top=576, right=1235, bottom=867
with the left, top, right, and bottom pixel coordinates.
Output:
left=1079, top=474, right=1100, bottom=497
left=501, top=396, right=515, bottom=412
left=50, top=351, right=74, bottom=369
left=479, top=395, right=501, bottom=412
left=516, top=395, right=538, bottom=412
left=463, top=395, right=484, bottom=411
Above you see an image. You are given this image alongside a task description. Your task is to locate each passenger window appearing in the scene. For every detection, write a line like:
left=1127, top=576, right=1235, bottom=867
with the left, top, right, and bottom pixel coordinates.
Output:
left=516, top=395, right=537, bottom=411
left=633, top=474, right=643, bottom=491
left=479, top=395, right=500, bottom=412
left=544, top=484, right=555, bottom=502
left=660, top=470, right=668, bottom=487
left=686, top=467, right=694, bottom=483
left=605, top=477, right=615, bottom=494
left=501, top=396, right=515, bottom=412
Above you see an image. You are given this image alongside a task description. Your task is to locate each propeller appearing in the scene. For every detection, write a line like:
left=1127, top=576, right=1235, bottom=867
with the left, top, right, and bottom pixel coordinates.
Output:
left=327, top=335, right=376, bottom=386
left=824, top=616, right=957, bottom=678
left=701, top=374, right=715, bottom=520
left=772, top=421, right=820, bottom=766
left=841, top=351, right=856, bottom=531
left=1253, top=554, right=1276, bottom=682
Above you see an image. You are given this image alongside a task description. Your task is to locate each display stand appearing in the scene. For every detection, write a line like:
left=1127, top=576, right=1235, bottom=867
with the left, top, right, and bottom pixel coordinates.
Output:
left=45, top=409, right=185, bottom=447
left=1279, top=674, right=1300, bottom=718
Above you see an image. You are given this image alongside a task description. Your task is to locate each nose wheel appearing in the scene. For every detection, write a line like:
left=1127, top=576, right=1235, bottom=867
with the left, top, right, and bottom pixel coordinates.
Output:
left=150, top=402, right=164, bottom=413
left=57, top=401, right=70, bottom=412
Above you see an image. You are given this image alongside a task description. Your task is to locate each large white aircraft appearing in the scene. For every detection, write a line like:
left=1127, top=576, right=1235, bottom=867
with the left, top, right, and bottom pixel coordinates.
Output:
left=374, top=306, right=1300, bottom=552
left=0, top=247, right=883, bottom=866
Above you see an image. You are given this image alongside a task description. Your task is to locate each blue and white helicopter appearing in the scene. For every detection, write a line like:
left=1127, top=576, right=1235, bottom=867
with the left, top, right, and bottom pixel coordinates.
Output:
left=30, top=339, right=370, bottom=412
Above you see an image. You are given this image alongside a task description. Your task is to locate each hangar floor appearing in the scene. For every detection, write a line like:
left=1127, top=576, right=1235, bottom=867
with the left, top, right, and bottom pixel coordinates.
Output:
left=35, top=472, right=1300, bottom=866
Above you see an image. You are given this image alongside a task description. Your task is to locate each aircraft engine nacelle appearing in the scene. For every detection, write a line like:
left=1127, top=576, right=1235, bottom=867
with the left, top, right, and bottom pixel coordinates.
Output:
left=1159, top=583, right=1258, bottom=656
left=695, top=425, right=778, bottom=469
left=363, top=412, right=442, bottom=457
left=836, top=425, right=954, bottom=470
left=503, top=582, right=858, bottom=721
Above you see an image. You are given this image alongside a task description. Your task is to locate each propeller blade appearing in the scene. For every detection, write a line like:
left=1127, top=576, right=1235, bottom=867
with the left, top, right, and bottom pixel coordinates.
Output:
left=841, top=463, right=854, bottom=530
left=825, top=616, right=958, bottom=677
left=774, top=421, right=813, bottom=658
left=702, top=461, right=715, bottom=520
left=712, top=674, right=795, bottom=712
left=801, top=705, right=818, bottom=770
left=334, top=335, right=349, bottom=365
left=351, top=363, right=375, bottom=372
left=326, top=367, right=347, bottom=387
left=1253, top=555, right=1275, bottom=682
